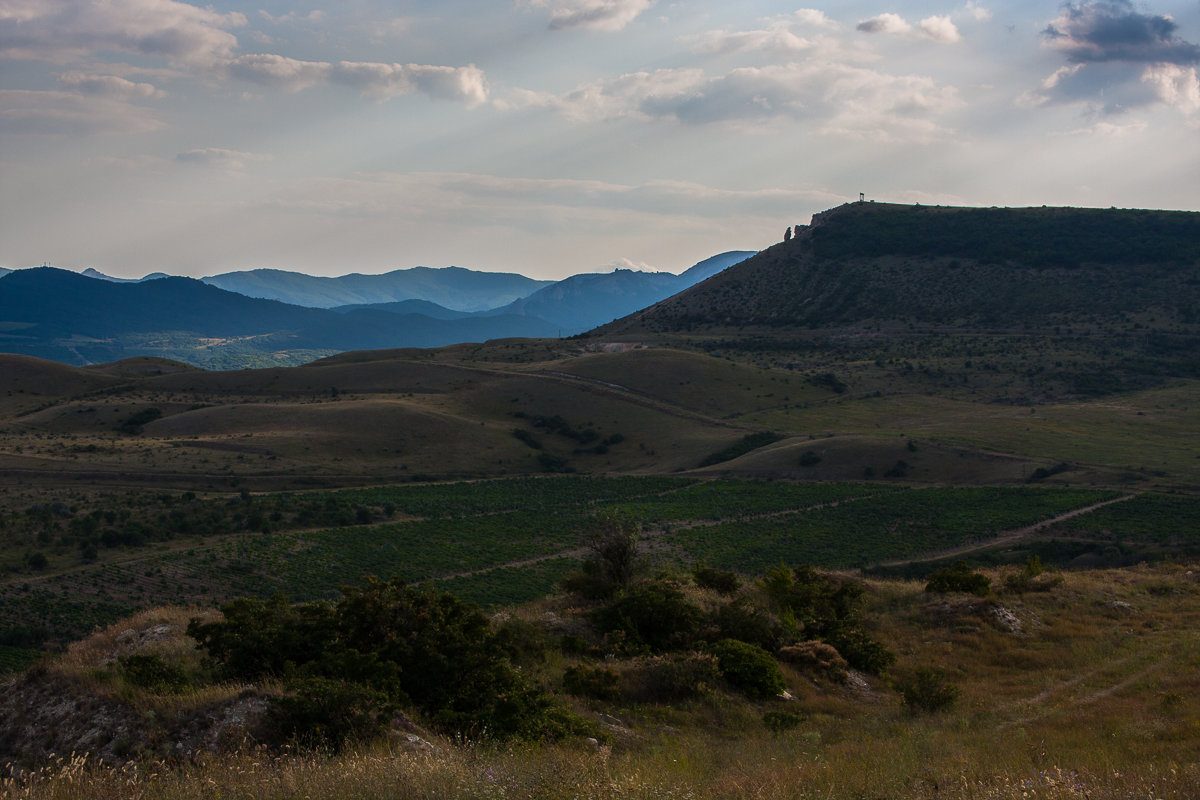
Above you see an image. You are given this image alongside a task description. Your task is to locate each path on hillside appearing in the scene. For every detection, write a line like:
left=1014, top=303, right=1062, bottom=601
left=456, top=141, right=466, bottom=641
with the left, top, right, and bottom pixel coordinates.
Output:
left=535, top=370, right=747, bottom=429
left=872, top=493, right=1139, bottom=569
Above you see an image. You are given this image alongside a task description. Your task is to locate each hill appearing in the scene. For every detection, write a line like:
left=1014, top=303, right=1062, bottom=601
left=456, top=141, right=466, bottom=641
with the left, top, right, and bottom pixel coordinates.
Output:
left=593, top=203, right=1200, bottom=401
left=500, top=251, right=755, bottom=333
left=0, top=268, right=559, bottom=367
left=201, top=265, right=553, bottom=311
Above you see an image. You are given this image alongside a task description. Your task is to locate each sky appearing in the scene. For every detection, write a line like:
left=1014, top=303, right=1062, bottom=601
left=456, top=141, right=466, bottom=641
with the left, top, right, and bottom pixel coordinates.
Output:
left=2, top=1, right=1199, bottom=281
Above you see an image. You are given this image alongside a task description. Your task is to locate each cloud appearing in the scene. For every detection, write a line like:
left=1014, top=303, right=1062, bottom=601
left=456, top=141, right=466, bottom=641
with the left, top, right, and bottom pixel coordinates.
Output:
left=0, top=0, right=245, bottom=66
left=1028, top=1, right=1200, bottom=115
left=524, top=0, right=655, bottom=32
left=857, top=13, right=912, bottom=36
left=858, top=12, right=961, bottom=43
left=689, top=11, right=854, bottom=60
left=965, top=2, right=992, bottom=23
left=175, top=148, right=271, bottom=170
left=227, top=55, right=489, bottom=105
left=0, top=89, right=165, bottom=135
left=58, top=72, right=165, bottom=100
left=509, top=62, right=961, bottom=140
left=1043, top=1, right=1200, bottom=64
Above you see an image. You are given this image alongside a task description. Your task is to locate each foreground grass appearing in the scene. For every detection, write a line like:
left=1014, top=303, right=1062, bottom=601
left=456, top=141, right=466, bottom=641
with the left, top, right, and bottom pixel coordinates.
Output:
left=4, top=730, right=1193, bottom=800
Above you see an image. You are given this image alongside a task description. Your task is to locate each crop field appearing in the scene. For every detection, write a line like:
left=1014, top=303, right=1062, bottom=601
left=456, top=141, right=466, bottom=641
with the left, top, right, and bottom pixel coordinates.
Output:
left=1, top=476, right=1197, bottom=662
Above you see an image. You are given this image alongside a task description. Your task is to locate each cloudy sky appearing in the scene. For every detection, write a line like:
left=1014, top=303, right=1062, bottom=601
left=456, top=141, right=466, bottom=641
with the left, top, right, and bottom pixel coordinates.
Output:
left=2, top=1, right=1198, bottom=280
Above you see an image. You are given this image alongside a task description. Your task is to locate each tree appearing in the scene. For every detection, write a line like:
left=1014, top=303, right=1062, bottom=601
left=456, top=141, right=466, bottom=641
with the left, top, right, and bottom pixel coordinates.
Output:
left=784, top=226, right=793, bottom=241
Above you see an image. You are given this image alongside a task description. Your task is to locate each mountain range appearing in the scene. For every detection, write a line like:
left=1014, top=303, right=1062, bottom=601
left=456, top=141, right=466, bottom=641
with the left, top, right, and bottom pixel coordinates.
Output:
left=0, top=251, right=753, bottom=367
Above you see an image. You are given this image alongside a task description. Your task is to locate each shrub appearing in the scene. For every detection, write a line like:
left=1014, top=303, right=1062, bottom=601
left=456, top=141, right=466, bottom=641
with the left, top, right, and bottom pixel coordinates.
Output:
left=798, top=451, right=822, bottom=467
left=715, top=597, right=787, bottom=653
left=120, top=653, right=189, bottom=693
left=591, top=580, right=704, bottom=653
left=898, top=667, right=959, bottom=713
left=711, top=639, right=786, bottom=699
left=629, top=653, right=721, bottom=703
left=692, top=565, right=740, bottom=595
left=270, top=676, right=394, bottom=748
left=778, top=640, right=848, bottom=680
left=763, top=709, right=806, bottom=734
left=925, top=561, right=992, bottom=597
left=562, top=664, right=620, bottom=701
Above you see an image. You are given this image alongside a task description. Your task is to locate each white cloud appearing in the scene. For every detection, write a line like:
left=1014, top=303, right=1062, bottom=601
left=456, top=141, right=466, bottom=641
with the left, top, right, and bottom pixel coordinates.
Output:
left=227, top=55, right=489, bottom=105
left=0, top=0, right=245, bottom=66
left=510, top=62, right=961, bottom=140
left=175, top=148, right=272, bottom=170
left=1142, top=64, right=1200, bottom=114
left=0, top=89, right=165, bottom=135
left=58, top=72, right=165, bottom=100
left=965, top=2, right=992, bottom=23
left=857, top=13, right=912, bottom=36
left=918, top=16, right=961, bottom=44
left=858, top=12, right=960, bottom=43
left=524, top=0, right=655, bottom=32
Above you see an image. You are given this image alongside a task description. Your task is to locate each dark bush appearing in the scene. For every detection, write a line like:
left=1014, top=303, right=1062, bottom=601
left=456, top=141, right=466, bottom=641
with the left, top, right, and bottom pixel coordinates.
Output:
left=715, top=597, right=788, bottom=652
left=120, top=653, right=189, bottom=692
left=270, top=676, right=394, bottom=748
left=591, top=580, right=704, bottom=653
left=629, top=653, right=721, bottom=703
left=898, top=667, right=959, bottom=713
left=925, top=561, right=992, bottom=597
left=798, top=451, right=822, bottom=467
left=562, top=664, right=620, bottom=701
left=711, top=638, right=786, bottom=699
left=763, top=709, right=806, bottom=733
left=692, top=565, right=740, bottom=595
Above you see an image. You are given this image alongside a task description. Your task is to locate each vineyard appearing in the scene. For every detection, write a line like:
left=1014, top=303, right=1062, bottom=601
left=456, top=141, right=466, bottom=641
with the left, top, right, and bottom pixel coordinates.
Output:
left=0, top=476, right=1196, bottom=664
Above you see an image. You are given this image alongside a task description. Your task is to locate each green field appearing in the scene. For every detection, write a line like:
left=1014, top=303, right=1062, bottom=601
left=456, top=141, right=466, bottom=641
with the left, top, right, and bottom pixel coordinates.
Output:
left=2, top=476, right=1195, bottom=651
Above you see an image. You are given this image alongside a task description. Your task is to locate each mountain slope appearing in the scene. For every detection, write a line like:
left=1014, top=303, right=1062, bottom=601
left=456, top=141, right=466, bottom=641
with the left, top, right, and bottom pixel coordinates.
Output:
left=501, top=251, right=755, bottom=333
left=598, top=204, right=1200, bottom=332
left=202, top=266, right=553, bottom=311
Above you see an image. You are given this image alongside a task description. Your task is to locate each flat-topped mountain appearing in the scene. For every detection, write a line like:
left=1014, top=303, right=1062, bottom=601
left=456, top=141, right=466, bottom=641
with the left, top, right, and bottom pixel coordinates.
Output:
left=599, top=203, right=1200, bottom=333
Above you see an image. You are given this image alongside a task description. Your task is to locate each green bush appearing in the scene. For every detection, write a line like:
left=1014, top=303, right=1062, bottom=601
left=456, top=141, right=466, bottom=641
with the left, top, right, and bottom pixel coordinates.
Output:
left=562, top=664, right=620, bottom=701
left=692, top=565, right=740, bottom=595
left=189, top=579, right=570, bottom=742
left=711, top=639, right=786, bottom=699
left=591, top=580, right=704, bottom=653
left=630, top=652, right=721, bottom=703
left=763, top=709, right=806, bottom=734
left=119, top=653, right=189, bottom=693
left=925, top=561, right=992, bottom=597
left=715, top=597, right=787, bottom=652
left=271, top=676, right=394, bottom=748
left=898, top=667, right=959, bottom=713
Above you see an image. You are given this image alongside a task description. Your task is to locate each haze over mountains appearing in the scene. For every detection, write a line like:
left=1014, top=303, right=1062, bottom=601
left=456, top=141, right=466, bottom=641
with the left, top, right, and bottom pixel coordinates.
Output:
left=0, top=251, right=754, bottom=368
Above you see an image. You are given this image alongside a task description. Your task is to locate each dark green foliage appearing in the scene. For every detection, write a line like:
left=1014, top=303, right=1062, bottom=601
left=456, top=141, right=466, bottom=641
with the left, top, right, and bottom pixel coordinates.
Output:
left=562, top=664, right=620, bottom=701
left=270, top=677, right=396, bottom=747
left=116, top=407, right=162, bottom=434
left=1028, top=463, right=1071, bottom=482
left=512, top=429, right=542, bottom=449
left=807, top=372, right=847, bottom=394
left=630, top=653, right=721, bottom=703
left=798, top=451, right=821, bottom=467
left=698, top=432, right=784, bottom=467
left=537, top=453, right=569, bottom=472
left=591, top=580, right=704, bottom=653
left=710, top=639, right=786, bottom=699
left=189, top=579, right=566, bottom=742
left=493, top=617, right=551, bottom=667
left=925, top=561, right=992, bottom=597
left=715, top=597, right=788, bottom=653
left=897, top=667, right=959, bottom=713
left=119, top=653, right=189, bottom=692
left=563, top=514, right=640, bottom=600
left=763, top=709, right=806, bottom=733
left=762, top=565, right=894, bottom=674
left=692, top=565, right=740, bottom=595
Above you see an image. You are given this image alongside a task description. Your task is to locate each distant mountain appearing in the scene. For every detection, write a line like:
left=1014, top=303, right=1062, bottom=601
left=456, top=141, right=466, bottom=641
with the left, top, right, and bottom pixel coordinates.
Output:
left=499, top=251, right=755, bottom=334
left=81, top=268, right=170, bottom=282
left=597, top=204, right=1200, bottom=334
left=202, top=266, right=553, bottom=311
left=329, top=299, right=477, bottom=320
left=0, top=267, right=558, bottom=367
left=0, top=268, right=10, bottom=279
